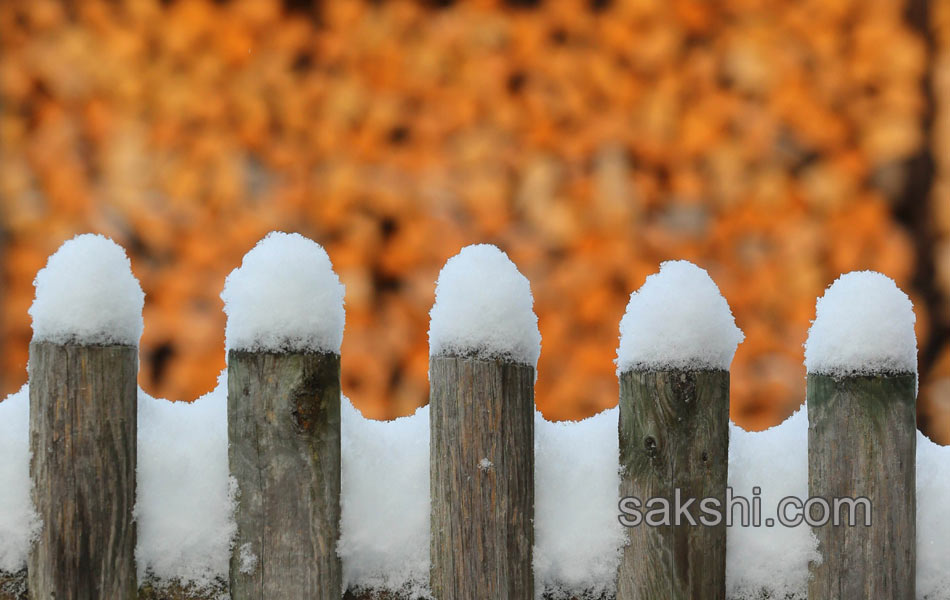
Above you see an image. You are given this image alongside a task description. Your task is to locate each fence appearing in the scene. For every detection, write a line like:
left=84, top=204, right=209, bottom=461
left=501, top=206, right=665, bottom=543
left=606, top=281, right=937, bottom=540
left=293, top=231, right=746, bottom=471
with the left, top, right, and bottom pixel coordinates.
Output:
left=0, top=234, right=943, bottom=600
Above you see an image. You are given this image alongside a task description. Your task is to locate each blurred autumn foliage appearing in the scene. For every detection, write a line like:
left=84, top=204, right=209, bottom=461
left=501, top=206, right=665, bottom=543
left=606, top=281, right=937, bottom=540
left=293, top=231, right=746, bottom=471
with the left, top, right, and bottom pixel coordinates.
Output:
left=0, top=0, right=947, bottom=440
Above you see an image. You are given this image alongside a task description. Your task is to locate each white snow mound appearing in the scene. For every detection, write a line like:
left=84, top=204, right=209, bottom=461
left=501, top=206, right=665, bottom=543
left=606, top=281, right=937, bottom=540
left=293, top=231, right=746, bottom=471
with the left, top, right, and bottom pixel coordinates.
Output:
left=428, top=244, right=541, bottom=368
left=135, top=374, right=235, bottom=589
left=804, top=271, right=917, bottom=376
left=30, top=234, right=144, bottom=346
left=339, top=397, right=430, bottom=597
left=0, top=385, right=40, bottom=573
left=534, top=408, right=626, bottom=598
left=221, top=231, right=345, bottom=354
left=917, top=431, right=950, bottom=599
left=727, top=406, right=819, bottom=599
left=617, top=260, right=744, bottom=373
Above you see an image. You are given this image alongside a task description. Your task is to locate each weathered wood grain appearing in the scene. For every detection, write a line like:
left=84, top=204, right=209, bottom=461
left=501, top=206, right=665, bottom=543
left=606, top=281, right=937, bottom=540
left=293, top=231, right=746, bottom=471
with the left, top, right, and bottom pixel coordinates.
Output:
left=807, top=373, right=916, bottom=600
left=617, top=369, right=729, bottom=600
left=429, top=355, right=535, bottom=600
left=228, top=350, right=342, bottom=600
left=27, top=341, right=138, bottom=600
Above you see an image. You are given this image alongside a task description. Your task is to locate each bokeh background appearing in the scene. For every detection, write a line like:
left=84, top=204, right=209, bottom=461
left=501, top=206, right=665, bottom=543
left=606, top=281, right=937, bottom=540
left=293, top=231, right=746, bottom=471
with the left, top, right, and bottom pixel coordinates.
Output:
left=1, top=0, right=948, bottom=441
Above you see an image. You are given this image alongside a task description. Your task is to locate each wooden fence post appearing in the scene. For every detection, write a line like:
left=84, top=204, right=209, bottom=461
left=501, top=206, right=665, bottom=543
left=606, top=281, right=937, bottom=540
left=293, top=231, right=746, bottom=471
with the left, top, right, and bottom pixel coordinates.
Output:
left=806, top=374, right=916, bottom=599
left=26, top=235, right=142, bottom=600
left=615, top=261, right=741, bottom=600
left=617, top=369, right=729, bottom=599
left=429, top=356, right=535, bottom=600
left=223, top=232, right=346, bottom=600
left=805, top=271, right=918, bottom=600
left=28, top=342, right=139, bottom=598
left=228, top=350, right=342, bottom=599
left=428, top=244, right=540, bottom=600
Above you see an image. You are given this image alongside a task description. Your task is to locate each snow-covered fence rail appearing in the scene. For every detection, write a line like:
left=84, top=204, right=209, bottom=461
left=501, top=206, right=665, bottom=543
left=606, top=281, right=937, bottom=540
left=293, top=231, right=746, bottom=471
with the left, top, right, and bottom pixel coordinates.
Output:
left=0, top=232, right=947, bottom=600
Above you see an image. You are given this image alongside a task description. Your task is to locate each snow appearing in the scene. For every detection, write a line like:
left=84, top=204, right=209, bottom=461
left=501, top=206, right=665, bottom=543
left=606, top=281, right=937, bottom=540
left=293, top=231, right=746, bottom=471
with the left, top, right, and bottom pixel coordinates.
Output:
left=534, top=408, right=626, bottom=599
left=726, top=406, right=819, bottom=599
left=338, top=397, right=431, bottom=597
left=29, top=234, right=144, bottom=346
left=338, top=398, right=627, bottom=599
left=616, top=260, right=744, bottom=374
left=0, top=385, right=40, bottom=574
left=917, top=431, right=950, bottom=599
left=135, top=373, right=235, bottom=590
left=221, top=231, right=345, bottom=354
left=238, top=543, right=258, bottom=575
left=804, top=271, right=917, bottom=376
left=428, top=244, right=541, bottom=368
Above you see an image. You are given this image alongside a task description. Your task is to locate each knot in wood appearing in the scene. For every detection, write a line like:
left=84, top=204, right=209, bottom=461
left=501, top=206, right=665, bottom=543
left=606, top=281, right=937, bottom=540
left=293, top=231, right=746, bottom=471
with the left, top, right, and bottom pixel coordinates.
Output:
left=644, top=436, right=658, bottom=458
left=291, top=390, right=320, bottom=434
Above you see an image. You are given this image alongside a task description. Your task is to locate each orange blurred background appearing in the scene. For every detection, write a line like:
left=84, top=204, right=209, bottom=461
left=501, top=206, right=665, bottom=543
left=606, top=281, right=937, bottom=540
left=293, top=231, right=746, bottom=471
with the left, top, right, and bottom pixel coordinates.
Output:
left=1, top=0, right=948, bottom=441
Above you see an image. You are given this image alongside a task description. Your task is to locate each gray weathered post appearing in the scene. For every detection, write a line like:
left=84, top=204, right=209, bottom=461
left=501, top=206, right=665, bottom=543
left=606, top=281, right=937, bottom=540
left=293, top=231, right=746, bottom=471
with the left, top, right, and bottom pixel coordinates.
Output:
left=806, top=374, right=916, bottom=599
left=617, top=369, right=730, bottom=599
left=29, top=343, right=138, bottom=599
left=428, top=244, right=540, bottom=600
left=615, top=260, right=742, bottom=600
left=805, top=272, right=918, bottom=600
left=26, top=235, right=143, bottom=600
left=429, top=356, right=535, bottom=600
left=222, top=231, right=346, bottom=600
left=228, top=350, right=342, bottom=599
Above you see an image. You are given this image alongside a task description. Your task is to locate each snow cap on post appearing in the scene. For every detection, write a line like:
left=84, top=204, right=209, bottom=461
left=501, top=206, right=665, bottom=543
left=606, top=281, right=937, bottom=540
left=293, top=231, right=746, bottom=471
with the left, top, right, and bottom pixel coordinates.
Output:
left=29, top=233, right=145, bottom=346
left=428, top=244, right=541, bottom=368
left=616, top=260, right=744, bottom=374
left=804, top=271, right=917, bottom=376
left=221, top=231, right=345, bottom=354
